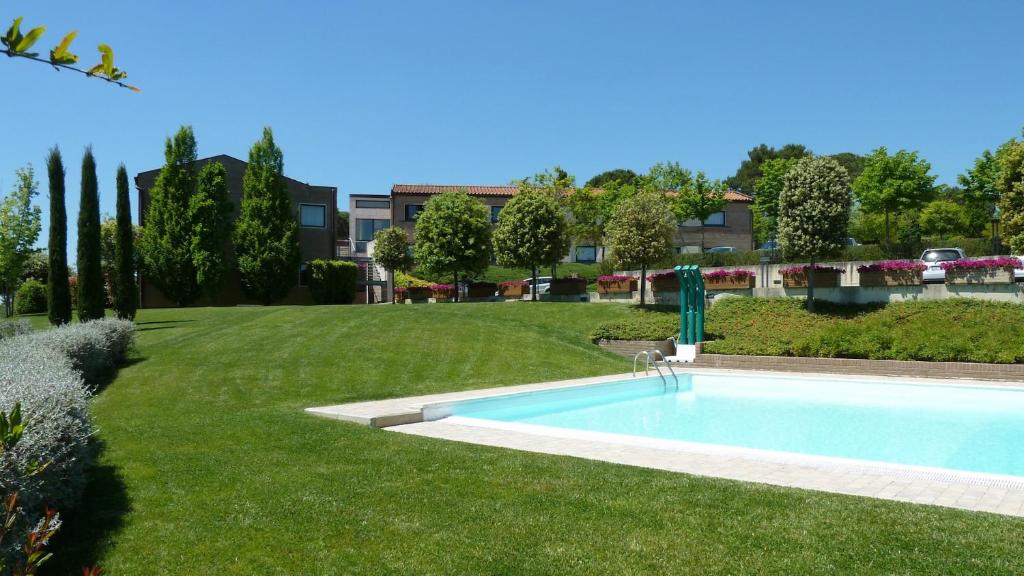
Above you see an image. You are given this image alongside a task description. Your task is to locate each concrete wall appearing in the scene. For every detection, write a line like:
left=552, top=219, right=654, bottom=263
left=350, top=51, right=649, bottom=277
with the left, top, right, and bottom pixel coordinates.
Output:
left=694, top=354, right=1024, bottom=382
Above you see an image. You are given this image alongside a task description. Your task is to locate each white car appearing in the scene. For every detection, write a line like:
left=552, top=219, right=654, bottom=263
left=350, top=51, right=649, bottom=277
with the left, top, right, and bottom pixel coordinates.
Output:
left=920, top=248, right=966, bottom=283
left=1016, top=256, right=1024, bottom=281
left=523, top=276, right=553, bottom=295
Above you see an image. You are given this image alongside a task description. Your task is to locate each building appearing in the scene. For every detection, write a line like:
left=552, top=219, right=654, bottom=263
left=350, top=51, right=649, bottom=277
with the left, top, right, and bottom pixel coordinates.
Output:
left=136, top=154, right=337, bottom=307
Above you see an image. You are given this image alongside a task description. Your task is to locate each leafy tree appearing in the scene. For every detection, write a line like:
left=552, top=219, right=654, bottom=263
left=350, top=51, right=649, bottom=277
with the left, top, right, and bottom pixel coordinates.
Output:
left=1, top=11, right=137, bottom=90
left=413, top=191, right=492, bottom=301
left=76, top=148, right=104, bottom=321
left=852, top=147, right=936, bottom=248
left=517, top=166, right=574, bottom=278
left=829, top=152, right=867, bottom=182
left=336, top=209, right=349, bottom=239
left=139, top=126, right=201, bottom=306
left=0, top=165, right=41, bottom=317
left=959, top=148, right=1005, bottom=236
left=18, top=249, right=47, bottom=283
left=644, top=162, right=692, bottom=192
left=234, top=127, right=301, bottom=305
left=492, top=188, right=568, bottom=301
left=752, top=157, right=800, bottom=243
left=777, top=156, right=851, bottom=312
left=918, top=200, right=970, bottom=242
left=670, top=171, right=726, bottom=250
left=604, top=191, right=676, bottom=307
left=190, top=162, right=234, bottom=301
left=585, top=169, right=638, bottom=189
left=997, top=138, right=1024, bottom=254
left=112, top=164, right=138, bottom=319
left=373, top=226, right=411, bottom=298
left=726, top=143, right=811, bottom=193
left=46, top=148, right=72, bottom=325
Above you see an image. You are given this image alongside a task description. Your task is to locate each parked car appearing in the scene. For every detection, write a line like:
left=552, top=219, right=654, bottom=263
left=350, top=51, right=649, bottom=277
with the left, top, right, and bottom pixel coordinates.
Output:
left=705, top=246, right=737, bottom=254
left=522, top=276, right=553, bottom=295
left=1016, top=256, right=1024, bottom=281
left=758, top=239, right=779, bottom=251
left=919, top=248, right=966, bottom=283
left=846, top=237, right=862, bottom=246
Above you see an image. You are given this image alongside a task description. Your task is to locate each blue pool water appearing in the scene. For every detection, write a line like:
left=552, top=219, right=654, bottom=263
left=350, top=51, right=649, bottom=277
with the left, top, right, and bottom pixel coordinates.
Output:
left=447, top=374, right=1024, bottom=477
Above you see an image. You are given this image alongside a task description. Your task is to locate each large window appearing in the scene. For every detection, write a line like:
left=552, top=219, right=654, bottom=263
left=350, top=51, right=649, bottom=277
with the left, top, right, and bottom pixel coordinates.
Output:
left=490, top=205, right=502, bottom=223
left=703, top=211, right=726, bottom=226
left=299, top=204, right=326, bottom=228
left=355, top=218, right=389, bottom=241
left=355, top=199, right=390, bottom=209
left=575, top=246, right=597, bottom=262
left=405, top=204, right=424, bottom=221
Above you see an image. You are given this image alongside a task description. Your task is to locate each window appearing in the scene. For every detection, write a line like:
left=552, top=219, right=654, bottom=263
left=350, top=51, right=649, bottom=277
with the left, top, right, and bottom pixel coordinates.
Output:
left=405, top=204, right=424, bottom=221
left=355, top=218, right=389, bottom=241
left=355, top=199, right=390, bottom=209
left=490, top=205, right=502, bottom=223
left=703, top=211, right=726, bottom=226
left=299, top=262, right=310, bottom=286
left=575, top=246, right=597, bottom=262
left=299, top=204, right=326, bottom=228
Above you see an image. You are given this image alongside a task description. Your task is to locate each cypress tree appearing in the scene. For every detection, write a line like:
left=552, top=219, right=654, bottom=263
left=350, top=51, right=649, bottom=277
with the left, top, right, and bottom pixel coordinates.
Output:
left=112, top=164, right=138, bottom=319
left=234, top=127, right=301, bottom=305
left=46, top=147, right=72, bottom=325
left=76, top=147, right=105, bottom=321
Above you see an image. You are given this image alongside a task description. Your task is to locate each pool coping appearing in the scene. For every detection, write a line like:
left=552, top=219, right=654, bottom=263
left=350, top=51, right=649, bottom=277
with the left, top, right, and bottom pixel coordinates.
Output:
left=306, top=368, right=1024, bottom=517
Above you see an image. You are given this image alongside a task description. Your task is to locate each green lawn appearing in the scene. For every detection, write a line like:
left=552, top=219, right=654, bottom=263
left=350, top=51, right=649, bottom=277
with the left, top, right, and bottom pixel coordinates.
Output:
left=49, top=303, right=1024, bottom=574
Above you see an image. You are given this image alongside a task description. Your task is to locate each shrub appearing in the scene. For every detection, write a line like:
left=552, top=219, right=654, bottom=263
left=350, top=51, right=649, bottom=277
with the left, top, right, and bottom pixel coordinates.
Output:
left=779, top=264, right=845, bottom=275
left=394, top=271, right=431, bottom=288
left=309, top=259, right=358, bottom=304
left=591, top=310, right=678, bottom=342
left=28, top=318, right=135, bottom=384
left=14, top=280, right=47, bottom=315
left=0, top=319, right=32, bottom=341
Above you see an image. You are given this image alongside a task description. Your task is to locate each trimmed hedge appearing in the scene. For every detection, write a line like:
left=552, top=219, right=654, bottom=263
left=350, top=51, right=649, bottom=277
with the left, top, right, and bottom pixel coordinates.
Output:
left=0, top=318, right=134, bottom=563
left=591, top=311, right=677, bottom=342
left=14, top=280, right=47, bottom=315
left=309, top=259, right=358, bottom=304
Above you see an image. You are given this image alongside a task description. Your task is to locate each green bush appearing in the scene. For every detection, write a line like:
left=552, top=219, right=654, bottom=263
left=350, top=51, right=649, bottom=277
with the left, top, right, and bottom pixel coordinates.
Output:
left=14, top=280, right=47, bottom=315
left=309, top=260, right=358, bottom=304
left=591, top=309, right=678, bottom=342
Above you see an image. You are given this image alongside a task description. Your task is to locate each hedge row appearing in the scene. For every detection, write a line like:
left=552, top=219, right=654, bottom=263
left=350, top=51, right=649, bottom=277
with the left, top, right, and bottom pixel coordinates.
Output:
left=0, top=318, right=135, bottom=563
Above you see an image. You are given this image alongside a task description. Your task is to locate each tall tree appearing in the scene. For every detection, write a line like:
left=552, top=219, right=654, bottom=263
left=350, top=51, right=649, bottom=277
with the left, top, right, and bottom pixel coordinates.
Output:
left=518, top=166, right=574, bottom=278
left=604, top=191, right=676, bottom=307
left=372, top=226, right=411, bottom=300
left=958, top=148, right=1005, bottom=236
left=777, top=156, right=851, bottom=312
left=336, top=210, right=350, bottom=240
left=644, top=162, right=692, bottom=192
left=670, top=171, right=726, bottom=250
left=112, top=164, right=138, bottom=319
left=190, top=161, right=234, bottom=301
left=76, top=148, right=104, bottom=321
left=852, top=147, right=936, bottom=248
left=413, top=191, right=492, bottom=301
left=234, top=127, right=301, bottom=305
left=997, top=138, right=1024, bottom=254
left=727, top=143, right=811, bottom=192
left=139, top=126, right=201, bottom=306
left=0, top=165, right=42, bottom=317
left=493, top=188, right=568, bottom=301
left=829, top=152, right=867, bottom=183
left=918, top=199, right=970, bottom=242
left=752, top=157, right=800, bottom=243
left=585, top=168, right=638, bottom=189
left=46, top=148, right=71, bottom=325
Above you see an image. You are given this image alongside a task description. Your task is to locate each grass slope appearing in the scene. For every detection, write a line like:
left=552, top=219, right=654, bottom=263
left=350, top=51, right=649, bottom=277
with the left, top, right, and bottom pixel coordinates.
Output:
left=50, top=303, right=1024, bottom=574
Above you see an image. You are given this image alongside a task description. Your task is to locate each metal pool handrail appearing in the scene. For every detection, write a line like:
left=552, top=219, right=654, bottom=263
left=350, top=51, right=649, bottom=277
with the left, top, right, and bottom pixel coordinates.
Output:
left=632, top=350, right=678, bottom=392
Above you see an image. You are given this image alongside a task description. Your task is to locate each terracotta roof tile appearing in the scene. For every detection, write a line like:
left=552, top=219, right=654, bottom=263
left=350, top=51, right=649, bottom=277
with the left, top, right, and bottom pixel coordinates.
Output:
left=392, top=184, right=518, bottom=197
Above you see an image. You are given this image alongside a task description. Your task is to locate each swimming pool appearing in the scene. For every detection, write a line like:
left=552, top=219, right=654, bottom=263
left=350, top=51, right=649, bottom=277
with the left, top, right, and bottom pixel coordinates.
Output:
left=425, top=372, right=1024, bottom=480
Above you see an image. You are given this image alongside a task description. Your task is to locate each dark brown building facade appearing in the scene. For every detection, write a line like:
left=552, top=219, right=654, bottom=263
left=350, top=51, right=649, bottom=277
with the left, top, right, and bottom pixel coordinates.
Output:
left=136, top=155, right=337, bottom=307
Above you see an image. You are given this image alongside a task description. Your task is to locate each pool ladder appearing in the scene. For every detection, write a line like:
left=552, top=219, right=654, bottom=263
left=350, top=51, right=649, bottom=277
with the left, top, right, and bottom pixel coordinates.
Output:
left=633, top=349, right=680, bottom=392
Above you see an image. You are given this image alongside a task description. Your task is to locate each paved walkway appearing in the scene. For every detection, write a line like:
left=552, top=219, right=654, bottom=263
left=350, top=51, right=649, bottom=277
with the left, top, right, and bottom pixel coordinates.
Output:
left=307, top=368, right=1024, bottom=517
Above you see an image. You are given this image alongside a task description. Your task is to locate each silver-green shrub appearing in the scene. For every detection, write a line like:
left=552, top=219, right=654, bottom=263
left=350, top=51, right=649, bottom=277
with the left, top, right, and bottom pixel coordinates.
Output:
left=0, top=319, right=32, bottom=341
left=26, top=318, right=134, bottom=384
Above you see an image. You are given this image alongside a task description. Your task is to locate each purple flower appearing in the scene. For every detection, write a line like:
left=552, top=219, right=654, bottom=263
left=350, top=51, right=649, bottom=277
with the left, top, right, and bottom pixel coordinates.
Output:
left=780, top=264, right=845, bottom=275
left=647, top=271, right=677, bottom=281
left=857, top=260, right=926, bottom=273
left=431, top=283, right=455, bottom=291
left=597, top=275, right=633, bottom=283
left=703, top=269, right=755, bottom=280
left=499, top=280, right=528, bottom=287
left=940, top=257, right=1023, bottom=271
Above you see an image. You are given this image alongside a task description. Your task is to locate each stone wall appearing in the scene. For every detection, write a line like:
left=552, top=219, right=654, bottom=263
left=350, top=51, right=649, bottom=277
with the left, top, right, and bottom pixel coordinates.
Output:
left=693, top=354, right=1024, bottom=382
left=597, top=339, right=675, bottom=359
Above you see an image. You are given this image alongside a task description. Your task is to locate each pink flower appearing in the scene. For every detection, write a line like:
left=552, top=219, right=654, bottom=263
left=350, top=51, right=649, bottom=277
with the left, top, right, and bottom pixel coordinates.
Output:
left=780, top=264, right=845, bottom=275
left=597, top=275, right=633, bottom=283
left=703, top=269, right=755, bottom=279
left=940, top=257, right=1023, bottom=271
left=857, top=260, right=926, bottom=272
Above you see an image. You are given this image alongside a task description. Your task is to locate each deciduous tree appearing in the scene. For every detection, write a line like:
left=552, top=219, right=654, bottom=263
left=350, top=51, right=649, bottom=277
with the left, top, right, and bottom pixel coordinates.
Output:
left=46, top=148, right=72, bottom=325
left=584, top=168, right=638, bottom=189
left=671, top=171, right=726, bottom=250
left=76, top=148, right=104, bottom=321
left=997, top=138, right=1024, bottom=254
left=726, top=143, right=811, bottom=193
left=413, top=191, right=491, bottom=301
left=493, top=188, right=568, bottom=301
left=373, top=226, right=411, bottom=299
left=604, top=191, right=675, bottom=307
left=753, top=157, right=800, bottom=243
left=190, top=162, right=234, bottom=301
left=0, top=165, right=41, bottom=317
left=777, top=156, right=851, bottom=312
left=852, top=147, right=936, bottom=248
left=918, top=199, right=970, bottom=242
left=234, top=128, right=301, bottom=305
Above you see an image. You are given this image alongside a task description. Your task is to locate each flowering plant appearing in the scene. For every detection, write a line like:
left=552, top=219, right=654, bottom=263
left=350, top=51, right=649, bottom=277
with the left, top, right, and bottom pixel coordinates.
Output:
left=597, top=275, right=632, bottom=283
left=703, top=269, right=755, bottom=279
left=394, top=287, right=408, bottom=294
left=499, top=280, right=529, bottom=288
left=857, top=260, right=927, bottom=273
left=779, top=264, right=845, bottom=275
left=647, top=271, right=677, bottom=281
left=431, top=283, right=455, bottom=290
left=940, top=257, right=1023, bottom=271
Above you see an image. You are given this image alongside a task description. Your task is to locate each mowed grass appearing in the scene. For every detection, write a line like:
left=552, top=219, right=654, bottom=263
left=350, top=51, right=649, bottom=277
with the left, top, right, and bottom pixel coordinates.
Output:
left=47, top=303, right=1024, bottom=574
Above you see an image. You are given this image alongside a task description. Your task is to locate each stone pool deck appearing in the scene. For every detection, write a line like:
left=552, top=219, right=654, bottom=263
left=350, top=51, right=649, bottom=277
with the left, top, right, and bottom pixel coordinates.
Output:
left=306, top=368, right=1024, bottom=518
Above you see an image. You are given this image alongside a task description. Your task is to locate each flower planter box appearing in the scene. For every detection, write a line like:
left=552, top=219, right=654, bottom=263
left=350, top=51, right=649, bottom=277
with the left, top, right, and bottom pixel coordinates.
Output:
left=406, top=287, right=432, bottom=301
left=597, top=280, right=632, bottom=294
left=945, top=267, right=1015, bottom=285
left=498, top=283, right=529, bottom=298
left=783, top=272, right=841, bottom=288
left=467, top=282, right=498, bottom=298
left=432, top=289, right=456, bottom=300
left=549, top=278, right=587, bottom=295
left=858, top=270, right=922, bottom=287
left=650, top=278, right=679, bottom=292
left=704, top=276, right=755, bottom=290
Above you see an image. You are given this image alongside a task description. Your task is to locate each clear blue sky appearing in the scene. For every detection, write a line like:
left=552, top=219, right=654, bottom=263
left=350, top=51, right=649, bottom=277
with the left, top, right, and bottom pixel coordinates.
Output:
left=3, top=0, right=1022, bottom=254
